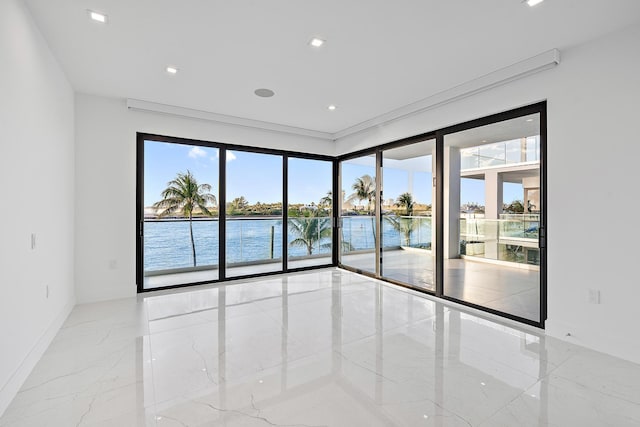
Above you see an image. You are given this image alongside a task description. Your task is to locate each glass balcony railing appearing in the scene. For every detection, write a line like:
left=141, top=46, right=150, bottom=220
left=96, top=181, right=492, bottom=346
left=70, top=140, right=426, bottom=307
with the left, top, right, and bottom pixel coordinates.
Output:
left=286, top=216, right=333, bottom=260
left=340, top=215, right=433, bottom=252
left=460, top=137, right=540, bottom=170
left=144, top=219, right=219, bottom=274
left=460, top=214, right=540, bottom=265
left=144, top=213, right=537, bottom=277
left=144, top=217, right=334, bottom=275
left=226, top=217, right=283, bottom=266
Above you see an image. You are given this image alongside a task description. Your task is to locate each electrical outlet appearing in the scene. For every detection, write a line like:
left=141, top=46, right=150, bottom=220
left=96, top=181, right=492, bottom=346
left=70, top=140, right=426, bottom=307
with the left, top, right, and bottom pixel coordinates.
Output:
left=108, top=259, right=117, bottom=270
left=588, top=289, right=600, bottom=304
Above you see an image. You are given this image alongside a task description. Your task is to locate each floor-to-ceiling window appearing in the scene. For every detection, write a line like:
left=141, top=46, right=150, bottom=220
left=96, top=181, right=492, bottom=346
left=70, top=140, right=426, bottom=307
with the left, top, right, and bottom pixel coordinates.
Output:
left=225, top=150, right=283, bottom=277
left=138, top=102, right=545, bottom=327
left=381, top=140, right=436, bottom=291
left=142, top=140, right=220, bottom=289
left=138, top=136, right=335, bottom=291
left=335, top=103, right=546, bottom=326
left=441, top=111, right=543, bottom=323
left=287, top=157, right=334, bottom=269
left=339, top=154, right=378, bottom=275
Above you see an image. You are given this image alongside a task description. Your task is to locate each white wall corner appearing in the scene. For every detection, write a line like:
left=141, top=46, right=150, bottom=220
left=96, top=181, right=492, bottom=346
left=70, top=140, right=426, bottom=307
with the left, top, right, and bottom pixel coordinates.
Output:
left=0, top=299, right=75, bottom=417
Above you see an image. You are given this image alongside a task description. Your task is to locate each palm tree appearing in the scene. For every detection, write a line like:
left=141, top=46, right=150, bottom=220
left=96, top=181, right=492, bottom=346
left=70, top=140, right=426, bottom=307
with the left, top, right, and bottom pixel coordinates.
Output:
left=395, top=192, right=414, bottom=215
left=384, top=215, right=417, bottom=247
left=289, top=216, right=332, bottom=256
left=348, top=175, right=376, bottom=244
left=348, top=175, right=375, bottom=214
left=153, top=170, right=216, bottom=267
left=319, top=191, right=332, bottom=212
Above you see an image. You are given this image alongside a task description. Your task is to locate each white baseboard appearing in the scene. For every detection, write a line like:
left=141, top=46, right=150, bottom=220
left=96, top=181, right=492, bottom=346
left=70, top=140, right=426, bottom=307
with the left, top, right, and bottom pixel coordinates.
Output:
left=0, top=298, right=75, bottom=417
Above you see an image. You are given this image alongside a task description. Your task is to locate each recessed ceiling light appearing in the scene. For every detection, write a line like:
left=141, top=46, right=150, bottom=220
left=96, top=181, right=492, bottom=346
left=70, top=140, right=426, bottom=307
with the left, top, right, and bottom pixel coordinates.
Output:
left=526, top=118, right=534, bottom=122
left=526, top=0, right=544, bottom=7
left=88, top=10, right=107, bottom=23
left=309, top=37, right=325, bottom=48
left=328, top=105, right=337, bottom=111
left=166, top=66, right=178, bottom=75
left=254, top=88, right=275, bottom=98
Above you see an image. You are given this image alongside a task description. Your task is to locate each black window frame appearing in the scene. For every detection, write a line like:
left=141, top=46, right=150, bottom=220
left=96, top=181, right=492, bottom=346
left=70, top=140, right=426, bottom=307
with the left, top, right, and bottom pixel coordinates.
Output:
left=136, top=100, right=547, bottom=328
left=136, top=133, right=337, bottom=294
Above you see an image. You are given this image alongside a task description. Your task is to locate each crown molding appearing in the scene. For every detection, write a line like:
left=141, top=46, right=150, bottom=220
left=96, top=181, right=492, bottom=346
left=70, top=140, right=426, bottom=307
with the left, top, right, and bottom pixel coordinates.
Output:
left=333, top=49, right=560, bottom=140
left=126, top=99, right=335, bottom=141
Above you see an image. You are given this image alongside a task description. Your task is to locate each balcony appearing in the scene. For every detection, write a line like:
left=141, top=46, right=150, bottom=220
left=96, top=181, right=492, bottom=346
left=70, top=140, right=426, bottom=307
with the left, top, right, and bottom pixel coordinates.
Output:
left=143, top=217, right=333, bottom=289
left=461, top=214, right=540, bottom=267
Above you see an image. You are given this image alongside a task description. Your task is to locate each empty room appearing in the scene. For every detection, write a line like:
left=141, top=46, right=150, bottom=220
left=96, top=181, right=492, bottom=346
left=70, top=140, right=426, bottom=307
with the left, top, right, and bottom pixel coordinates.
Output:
left=1, top=0, right=640, bottom=425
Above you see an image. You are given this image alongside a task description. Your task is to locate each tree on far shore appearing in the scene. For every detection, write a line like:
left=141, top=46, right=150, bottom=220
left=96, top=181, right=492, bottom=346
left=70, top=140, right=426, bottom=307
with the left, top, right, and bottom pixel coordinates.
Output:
left=229, top=196, right=249, bottom=213
left=153, top=170, right=216, bottom=267
left=395, top=192, right=414, bottom=215
left=503, top=200, right=524, bottom=213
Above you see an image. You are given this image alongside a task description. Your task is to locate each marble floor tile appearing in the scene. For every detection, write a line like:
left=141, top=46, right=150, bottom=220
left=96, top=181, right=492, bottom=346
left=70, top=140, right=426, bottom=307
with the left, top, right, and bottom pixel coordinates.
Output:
left=1, top=268, right=639, bottom=426
left=480, top=375, right=640, bottom=427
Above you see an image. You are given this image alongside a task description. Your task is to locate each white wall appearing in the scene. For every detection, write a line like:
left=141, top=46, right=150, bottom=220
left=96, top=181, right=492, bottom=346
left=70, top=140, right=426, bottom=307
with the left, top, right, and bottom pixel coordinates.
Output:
left=336, top=23, right=640, bottom=364
left=0, top=0, right=76, bottom=415
left=74, top=94, right=335, bottom=303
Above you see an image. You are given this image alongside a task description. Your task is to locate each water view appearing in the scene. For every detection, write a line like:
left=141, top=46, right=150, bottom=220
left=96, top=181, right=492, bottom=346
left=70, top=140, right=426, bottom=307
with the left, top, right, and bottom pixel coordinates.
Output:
left=141, top=110, right=543, bottom=323
left=144, top=216, right=433, bottom=272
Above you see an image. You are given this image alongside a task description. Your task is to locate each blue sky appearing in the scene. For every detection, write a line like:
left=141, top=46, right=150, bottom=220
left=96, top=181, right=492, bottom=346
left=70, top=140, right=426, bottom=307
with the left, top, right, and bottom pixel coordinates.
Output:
left=144, top=142, right=332, bottom=206
left=144, top=140, right=523, bottom=207
left=145, top=142, right=220, bottom=206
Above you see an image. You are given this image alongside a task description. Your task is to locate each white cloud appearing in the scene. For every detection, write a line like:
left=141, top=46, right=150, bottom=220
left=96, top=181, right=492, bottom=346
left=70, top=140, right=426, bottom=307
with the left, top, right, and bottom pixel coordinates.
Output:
left=214, top=150, right=237, bottom=162
left=188, top=146, right=207, bottom=158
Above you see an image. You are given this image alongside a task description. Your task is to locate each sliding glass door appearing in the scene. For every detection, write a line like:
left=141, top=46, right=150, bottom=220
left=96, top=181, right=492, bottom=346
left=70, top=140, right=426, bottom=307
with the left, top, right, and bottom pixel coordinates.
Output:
left=139, top=102, right=545, bottom=327
left=336, top=104, right=545, bottom=326
left=339, top=154, right=377, bottom=274
left=381, top=140, right=436, bottom=291
left=142, top=141, right=220, bottom=289
left=442, top=112, right=543, bottom=322
left=287, top=157, right=333, bottom=269
left=225, top=150, right=283, bottom=277
left=139, top=136, right=335, bottom=291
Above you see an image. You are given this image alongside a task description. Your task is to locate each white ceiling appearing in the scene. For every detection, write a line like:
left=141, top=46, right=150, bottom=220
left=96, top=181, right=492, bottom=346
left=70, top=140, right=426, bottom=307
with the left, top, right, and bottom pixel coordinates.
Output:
left=25, top=0, right=640, bottom=134
left=446, top=114, right=540, bottom=148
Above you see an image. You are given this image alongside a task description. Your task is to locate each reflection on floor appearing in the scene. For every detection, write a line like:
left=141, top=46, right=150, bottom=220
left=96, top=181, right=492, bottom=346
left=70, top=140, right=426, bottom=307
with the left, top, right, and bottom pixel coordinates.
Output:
left=2, top=269, right=639, bottom=426
left=445, top=258, right=539, bottom=322
left=342, top=249, right=539, bottom=321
